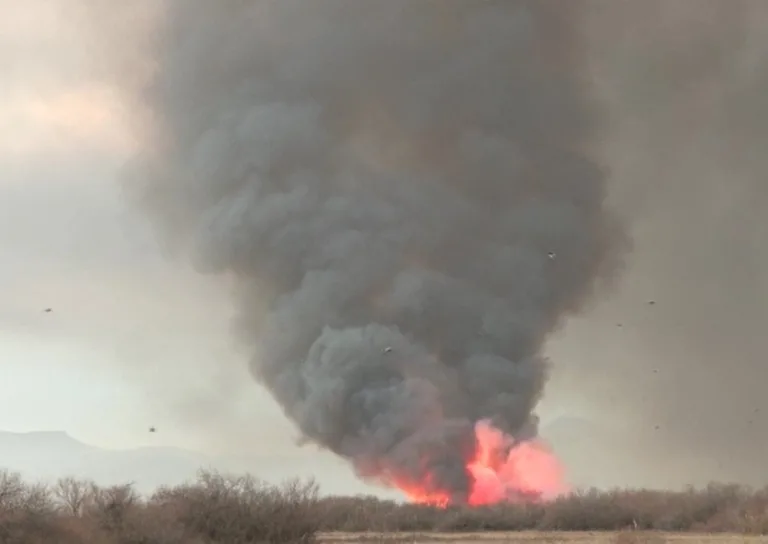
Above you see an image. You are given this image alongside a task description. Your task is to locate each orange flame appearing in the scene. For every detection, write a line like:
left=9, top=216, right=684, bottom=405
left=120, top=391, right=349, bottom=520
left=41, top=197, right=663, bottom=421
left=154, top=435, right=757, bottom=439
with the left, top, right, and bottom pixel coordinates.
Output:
left=398, top=419, right=569, bottom=506
left=396, top=480, right=452, bottom=508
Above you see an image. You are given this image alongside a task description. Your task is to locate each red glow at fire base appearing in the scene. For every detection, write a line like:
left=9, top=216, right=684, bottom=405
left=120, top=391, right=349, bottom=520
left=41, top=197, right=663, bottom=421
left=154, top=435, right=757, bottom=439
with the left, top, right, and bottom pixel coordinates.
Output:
left=399, top=420, right=569, bottom=507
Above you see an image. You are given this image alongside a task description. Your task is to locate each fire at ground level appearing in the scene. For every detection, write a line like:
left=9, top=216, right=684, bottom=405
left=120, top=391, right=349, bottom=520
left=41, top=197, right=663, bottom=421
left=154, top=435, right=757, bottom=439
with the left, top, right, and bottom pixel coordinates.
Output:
left=387, top=420, right=569, bottom=507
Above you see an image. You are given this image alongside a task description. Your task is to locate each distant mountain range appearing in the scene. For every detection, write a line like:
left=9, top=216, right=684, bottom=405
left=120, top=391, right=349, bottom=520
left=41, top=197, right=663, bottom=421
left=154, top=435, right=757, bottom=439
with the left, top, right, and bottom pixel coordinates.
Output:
left=0, top=430, right=364, bottom=496
left=0, top=417, right=633, bottom=496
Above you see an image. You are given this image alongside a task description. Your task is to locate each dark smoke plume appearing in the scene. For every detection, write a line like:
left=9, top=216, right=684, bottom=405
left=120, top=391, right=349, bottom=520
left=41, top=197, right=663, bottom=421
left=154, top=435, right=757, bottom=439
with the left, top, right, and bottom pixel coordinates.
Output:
left=124, top=0, right=625, bottom=500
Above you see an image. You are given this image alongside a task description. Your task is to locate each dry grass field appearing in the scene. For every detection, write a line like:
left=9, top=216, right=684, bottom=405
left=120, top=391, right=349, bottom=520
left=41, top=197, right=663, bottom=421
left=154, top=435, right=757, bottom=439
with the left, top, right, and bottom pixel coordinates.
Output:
left=321, top=534, right=768, bottom=544
left=319, top=531, right=768, bottom=544
left=2, top=468, right=768, bottom=543
left=321, top=532, right=768, bottom=543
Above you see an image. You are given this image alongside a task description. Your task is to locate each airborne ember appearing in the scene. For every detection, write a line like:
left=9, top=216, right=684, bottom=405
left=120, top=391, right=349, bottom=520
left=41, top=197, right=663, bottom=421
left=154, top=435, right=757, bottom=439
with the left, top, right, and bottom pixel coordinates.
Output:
left=125, top=0, right=626, bottom=505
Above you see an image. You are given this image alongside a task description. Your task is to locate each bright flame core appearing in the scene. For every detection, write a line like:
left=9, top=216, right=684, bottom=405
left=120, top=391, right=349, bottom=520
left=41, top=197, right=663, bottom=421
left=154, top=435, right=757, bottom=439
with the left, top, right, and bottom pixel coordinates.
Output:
left=399, top=419, right=569, bottom=506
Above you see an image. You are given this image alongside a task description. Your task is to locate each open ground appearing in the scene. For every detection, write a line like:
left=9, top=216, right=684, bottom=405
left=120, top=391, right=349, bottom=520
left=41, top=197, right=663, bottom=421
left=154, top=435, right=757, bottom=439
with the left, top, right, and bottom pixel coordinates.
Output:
left=321, top=532, right=768, bottom=544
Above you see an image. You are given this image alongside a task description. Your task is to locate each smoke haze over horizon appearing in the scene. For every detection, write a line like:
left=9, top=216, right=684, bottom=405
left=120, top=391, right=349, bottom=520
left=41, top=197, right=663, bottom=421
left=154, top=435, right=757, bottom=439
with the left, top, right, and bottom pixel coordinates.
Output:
left=561, top=0, right=768, bottom=486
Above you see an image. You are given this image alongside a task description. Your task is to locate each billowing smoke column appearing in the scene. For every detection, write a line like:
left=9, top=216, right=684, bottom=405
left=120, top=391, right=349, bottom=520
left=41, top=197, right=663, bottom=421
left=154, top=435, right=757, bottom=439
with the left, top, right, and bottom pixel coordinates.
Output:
left=124, top=0, right=625, bottom=504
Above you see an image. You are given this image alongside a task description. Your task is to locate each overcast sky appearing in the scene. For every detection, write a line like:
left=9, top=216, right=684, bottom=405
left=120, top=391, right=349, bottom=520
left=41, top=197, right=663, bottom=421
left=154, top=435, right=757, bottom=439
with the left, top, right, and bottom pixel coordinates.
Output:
left=0, top=0, right=308, bottom=456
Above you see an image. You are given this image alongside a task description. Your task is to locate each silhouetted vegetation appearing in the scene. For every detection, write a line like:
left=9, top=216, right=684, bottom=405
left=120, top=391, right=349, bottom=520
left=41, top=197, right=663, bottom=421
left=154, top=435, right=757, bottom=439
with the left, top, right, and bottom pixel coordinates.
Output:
left=1, top=468, right=768, bottom=543
left=0, top=468, right=319, bottom=543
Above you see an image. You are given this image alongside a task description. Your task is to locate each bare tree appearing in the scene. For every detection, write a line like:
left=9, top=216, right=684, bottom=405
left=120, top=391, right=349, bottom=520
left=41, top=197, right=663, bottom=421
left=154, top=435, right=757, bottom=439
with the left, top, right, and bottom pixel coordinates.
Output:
left=0, top=470, right=55, bottom=519
left=0, top=470, right=27, bottom=513
left=52, top=477, right=92, bottom=517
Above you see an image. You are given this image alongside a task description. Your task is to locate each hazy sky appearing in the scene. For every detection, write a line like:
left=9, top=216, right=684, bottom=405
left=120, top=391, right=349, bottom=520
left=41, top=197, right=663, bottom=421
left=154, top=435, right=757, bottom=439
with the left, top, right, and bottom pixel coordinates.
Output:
left=0, top=0, right=308, bottom=456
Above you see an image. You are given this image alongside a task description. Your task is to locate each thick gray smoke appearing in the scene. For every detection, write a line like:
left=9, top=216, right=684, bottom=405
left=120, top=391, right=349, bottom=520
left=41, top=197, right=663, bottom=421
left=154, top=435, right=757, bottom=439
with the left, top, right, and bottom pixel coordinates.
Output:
left=123, top=0, right=625, bottom=500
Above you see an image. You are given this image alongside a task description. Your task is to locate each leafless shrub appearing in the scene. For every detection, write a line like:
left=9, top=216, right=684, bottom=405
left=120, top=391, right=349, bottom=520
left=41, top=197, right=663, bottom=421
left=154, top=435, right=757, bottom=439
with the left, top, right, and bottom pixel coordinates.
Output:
left=148, top=469, right=320, bottom=543
left=6, top=467, right=768, bottom=541
left=84, top=482, right=141, bottom=532
left=0, top=470, right=62, bottom=544
left=316, top=482, right=768, bottom=534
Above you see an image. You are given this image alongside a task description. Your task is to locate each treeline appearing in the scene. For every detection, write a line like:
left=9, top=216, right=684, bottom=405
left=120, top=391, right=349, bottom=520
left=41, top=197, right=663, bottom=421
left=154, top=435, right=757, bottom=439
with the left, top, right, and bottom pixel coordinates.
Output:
left=1, top=468, right=767, bottom=543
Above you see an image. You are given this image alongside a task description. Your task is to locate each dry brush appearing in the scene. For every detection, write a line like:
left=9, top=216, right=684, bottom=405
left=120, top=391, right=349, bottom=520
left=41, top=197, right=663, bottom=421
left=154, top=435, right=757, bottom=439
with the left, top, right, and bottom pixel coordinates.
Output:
left=1, top=469, right=768, bottom=543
